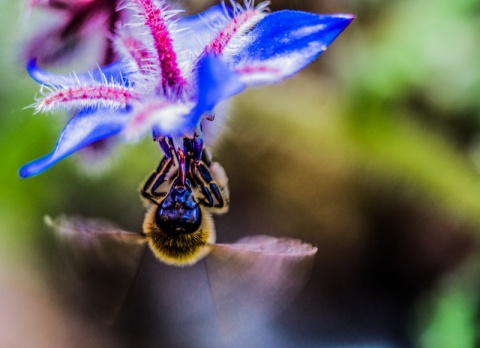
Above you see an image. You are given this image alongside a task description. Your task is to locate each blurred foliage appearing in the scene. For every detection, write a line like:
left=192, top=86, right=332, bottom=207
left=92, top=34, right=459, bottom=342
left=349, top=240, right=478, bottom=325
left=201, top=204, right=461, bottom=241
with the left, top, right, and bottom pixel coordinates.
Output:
left=2, top=0, right=480, bottom=347
left=415, top=255, right=480, bottom=348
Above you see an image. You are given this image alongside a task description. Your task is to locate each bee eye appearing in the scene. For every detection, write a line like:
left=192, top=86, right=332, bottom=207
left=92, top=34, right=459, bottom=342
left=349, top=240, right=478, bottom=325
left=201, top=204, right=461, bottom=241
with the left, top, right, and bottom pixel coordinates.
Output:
left=155, top=186, right=202, bottom=234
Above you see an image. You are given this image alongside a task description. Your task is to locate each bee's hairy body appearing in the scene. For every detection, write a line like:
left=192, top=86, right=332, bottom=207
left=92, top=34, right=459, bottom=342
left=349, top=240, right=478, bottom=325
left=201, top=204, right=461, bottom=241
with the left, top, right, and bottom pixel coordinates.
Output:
left=141, top=136, right=229, bottom=266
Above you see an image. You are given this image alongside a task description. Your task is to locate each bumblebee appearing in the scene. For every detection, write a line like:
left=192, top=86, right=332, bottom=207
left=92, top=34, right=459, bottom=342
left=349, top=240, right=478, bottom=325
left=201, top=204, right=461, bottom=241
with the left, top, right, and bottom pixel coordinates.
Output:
left=141, top=136, right=229, bottom=266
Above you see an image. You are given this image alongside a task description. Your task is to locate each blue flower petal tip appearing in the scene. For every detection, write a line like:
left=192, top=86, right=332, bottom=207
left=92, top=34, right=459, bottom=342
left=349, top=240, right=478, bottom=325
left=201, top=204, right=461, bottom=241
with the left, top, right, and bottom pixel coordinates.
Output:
left=26, top=58, right=47, bottom=85
left=19, top=155, right=53, bottom=178
left=18, top=166, right=32, bottom=179
left=325, top=13, right=355, bottom=38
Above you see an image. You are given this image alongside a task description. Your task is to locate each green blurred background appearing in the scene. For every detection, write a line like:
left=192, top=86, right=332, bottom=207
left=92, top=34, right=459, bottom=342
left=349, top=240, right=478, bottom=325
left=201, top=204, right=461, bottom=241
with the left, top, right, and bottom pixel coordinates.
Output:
left=2, top=0, right=480, bottom=346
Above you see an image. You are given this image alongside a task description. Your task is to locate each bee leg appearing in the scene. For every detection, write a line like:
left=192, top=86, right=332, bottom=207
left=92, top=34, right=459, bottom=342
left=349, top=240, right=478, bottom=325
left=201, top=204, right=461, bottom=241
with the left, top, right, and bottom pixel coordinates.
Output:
left=141, top=137, right=175, bottom=204
left=141, top=156, right=174, bottom=204
left=200, top=149, right=230, bottom=209
left=192, top=161, right=229, bottom=214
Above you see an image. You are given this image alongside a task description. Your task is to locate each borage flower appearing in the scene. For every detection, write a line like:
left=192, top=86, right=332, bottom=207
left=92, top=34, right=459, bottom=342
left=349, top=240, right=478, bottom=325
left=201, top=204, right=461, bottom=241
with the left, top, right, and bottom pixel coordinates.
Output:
left=20, top=0, right=353, bottom=178
left=22, top=0, right=353, bottom=268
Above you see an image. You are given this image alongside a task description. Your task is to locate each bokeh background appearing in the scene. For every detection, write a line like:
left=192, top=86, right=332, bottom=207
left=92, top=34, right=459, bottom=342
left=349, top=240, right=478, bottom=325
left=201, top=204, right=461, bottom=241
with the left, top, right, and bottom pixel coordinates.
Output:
left=1, top=0, right=480, bottom=347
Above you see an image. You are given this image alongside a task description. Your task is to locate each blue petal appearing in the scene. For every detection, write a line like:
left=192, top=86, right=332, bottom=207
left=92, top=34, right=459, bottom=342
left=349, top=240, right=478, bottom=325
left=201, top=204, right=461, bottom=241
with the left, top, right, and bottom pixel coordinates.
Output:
left=150, top=56, right=244, bottom=138
left=231, top=12, right=354, bottom=85
left=27, top=59, right=131, bottom=88
left=19, top=107, right=129, bottom=178
left=177, top=4, right=232, bottom=32
left=175, top=4, right=233, bottom=55
left=190, top=55, right=245, bottom=128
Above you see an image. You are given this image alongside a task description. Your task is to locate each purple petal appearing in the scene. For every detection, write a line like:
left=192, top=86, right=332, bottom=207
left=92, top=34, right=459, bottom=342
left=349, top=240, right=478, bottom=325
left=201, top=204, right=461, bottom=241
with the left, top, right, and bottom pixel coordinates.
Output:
left=19, top=107, right=129, bottom=178
left=230, top=11, right=354, bottom=86
left=27, top=58, right=130, bottom=88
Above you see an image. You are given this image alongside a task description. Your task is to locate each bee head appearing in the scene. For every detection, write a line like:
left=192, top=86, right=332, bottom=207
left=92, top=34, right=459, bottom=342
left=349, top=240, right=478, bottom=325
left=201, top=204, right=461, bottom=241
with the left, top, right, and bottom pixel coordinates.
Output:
left=143, top=181, right=216, bottom=266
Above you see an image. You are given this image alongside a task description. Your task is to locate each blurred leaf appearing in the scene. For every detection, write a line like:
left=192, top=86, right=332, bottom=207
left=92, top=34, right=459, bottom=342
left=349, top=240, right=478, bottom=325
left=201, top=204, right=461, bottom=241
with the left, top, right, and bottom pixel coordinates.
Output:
left=415, top=257, right=480, bottom=348
left=234, top=78, right=480, bottom=228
